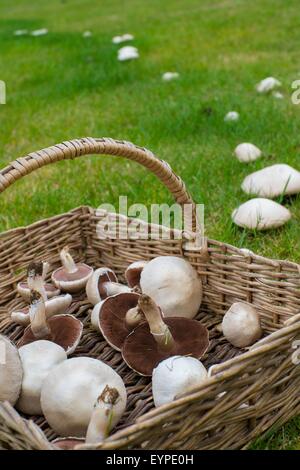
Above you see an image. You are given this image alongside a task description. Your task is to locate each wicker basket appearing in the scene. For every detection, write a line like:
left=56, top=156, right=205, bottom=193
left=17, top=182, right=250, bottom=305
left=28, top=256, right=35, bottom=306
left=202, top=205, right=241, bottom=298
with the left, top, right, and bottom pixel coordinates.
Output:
left=0, top=137, right=300, bottom=451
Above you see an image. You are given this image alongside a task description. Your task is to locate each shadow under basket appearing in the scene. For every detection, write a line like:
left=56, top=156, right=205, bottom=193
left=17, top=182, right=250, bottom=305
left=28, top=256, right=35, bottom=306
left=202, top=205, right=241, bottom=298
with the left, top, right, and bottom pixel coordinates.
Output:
left=1, top=137, right=300, bottom=450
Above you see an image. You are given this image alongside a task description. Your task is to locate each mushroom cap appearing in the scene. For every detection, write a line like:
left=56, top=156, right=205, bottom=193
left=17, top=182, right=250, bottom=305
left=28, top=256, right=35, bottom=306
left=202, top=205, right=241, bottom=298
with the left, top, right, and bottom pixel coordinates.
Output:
left=152, top=356, right=208, bottom=407
left=222, top=302, right=262, bottom=348
left=17, top=314, right=83, bottom=355
left=17, top=282, right=60, bottom=302
left=41, top=357, right=127, bottom=437
left=0, top=335, right=23, bottom=405
left=234, top=143, right=262, bottom=163
left=98, top=292, right=141, bottom=351
left=140, top=256, right=202, bottom=319
left=86, top=267, right=118, bottom=305
left=90, top=300, right=105, bottom=331
left=16, top=340, right=67, bottom=415
left=232, top=198, right=291, bottom=231
left=52, top=437, right=84, bottom=450
left=52, top=263, right=93, bottom=293
left=11, top=294, right=73, bottom=326
left=122, top=317, right=209, bottom=376
left=125, top=261, right=148, bottom=288
left=241, top=164, right=300, bottom=198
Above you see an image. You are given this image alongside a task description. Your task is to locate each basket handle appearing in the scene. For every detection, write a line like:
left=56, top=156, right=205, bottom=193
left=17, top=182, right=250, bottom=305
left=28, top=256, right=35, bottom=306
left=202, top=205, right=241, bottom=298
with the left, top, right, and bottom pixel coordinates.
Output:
left=0, top=137, right=201, bottom=237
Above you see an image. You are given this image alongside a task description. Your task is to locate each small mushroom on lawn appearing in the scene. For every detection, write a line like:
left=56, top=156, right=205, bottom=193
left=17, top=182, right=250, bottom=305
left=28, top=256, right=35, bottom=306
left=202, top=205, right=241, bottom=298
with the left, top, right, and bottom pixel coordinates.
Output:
left=234, top=143, right=262, bottom=163
left=122, top=294, right=209, bottom=376
left=152, top=356, right=208, bottom=407
left=0, top=335, right=23, bottom=405
left=222, top=302, right=262, bottom=348
left=140, top=256, right=202, bottom=318
left=53, top=386, right=122, bottom=449
left=125, top=261, right=148, bottom=288
left=18, top=261, right=60, bottom=302
left=52, top=246, right=93, bottom=293
left=86, top=267, right=131, bottom=306
left=11, top=293, right=72, bottom=326
left=16, top=340, right=67, bottom=415
left=41, top=357, right=126, bottom=438
left=17, top=290, right=82, bottom=355
left=93, top=292, right=144, bottom=350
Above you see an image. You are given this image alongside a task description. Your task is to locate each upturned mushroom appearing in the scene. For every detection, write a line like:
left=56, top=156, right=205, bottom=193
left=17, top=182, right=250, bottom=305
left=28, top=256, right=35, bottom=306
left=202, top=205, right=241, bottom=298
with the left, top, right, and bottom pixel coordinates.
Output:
left=93, top=292, right=144, bottom=350
left=41, top=357, right=126, bottom=438
left=125, top=261, right=148, bottom=288
left=152, top=356, right=208, bottom=407
left=53, top=386, right=122, bottom=449
left=222, top=302, right=262, bottom=348
left=17, top=290, right=82, bottom=355
left=16, top=340, right=67, bottom=415
left=140, top=256, right=202, bottom=319
left=11, top=293, right=72, bottom=326
left=86, top=267, right=131, bottom=306
left=52, top=246, right=93, bottom=293
left=0, top=334, right=23, bottom=405
left=122, top=294, right=209, bottom=376
left=17, top=261, right=60, bottom=302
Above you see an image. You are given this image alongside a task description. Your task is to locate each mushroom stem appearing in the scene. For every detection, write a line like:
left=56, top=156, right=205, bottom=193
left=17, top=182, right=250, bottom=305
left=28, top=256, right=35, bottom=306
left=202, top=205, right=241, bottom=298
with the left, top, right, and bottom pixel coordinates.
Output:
left=29, top=291, right=50, bottom=339
left=42, top=262, right=50, bottom=280
left=125, top=306, right=144, bottom=328
left=85, top=385, right=120, bottom=444
left=138, top=295, right=175, bottom=352
left=60, top=247, right=78, bottom=274
left=27, top=262, right=48, bottom=302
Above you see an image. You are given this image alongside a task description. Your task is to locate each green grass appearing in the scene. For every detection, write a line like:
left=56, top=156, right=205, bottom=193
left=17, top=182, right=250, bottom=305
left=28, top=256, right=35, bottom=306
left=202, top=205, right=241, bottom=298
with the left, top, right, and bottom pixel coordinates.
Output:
left=1, top=0, right=300, bottom=449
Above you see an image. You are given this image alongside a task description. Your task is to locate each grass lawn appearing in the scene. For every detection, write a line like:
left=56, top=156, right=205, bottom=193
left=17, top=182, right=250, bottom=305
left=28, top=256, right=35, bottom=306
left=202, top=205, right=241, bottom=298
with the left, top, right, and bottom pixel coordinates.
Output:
left=1, top=0, right=300, bottom=449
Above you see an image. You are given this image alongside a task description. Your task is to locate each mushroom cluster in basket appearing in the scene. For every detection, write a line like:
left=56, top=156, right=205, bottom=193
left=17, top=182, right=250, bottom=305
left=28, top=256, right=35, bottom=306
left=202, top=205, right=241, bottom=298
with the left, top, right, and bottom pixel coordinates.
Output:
left=0, top=247, right=263, bottom=449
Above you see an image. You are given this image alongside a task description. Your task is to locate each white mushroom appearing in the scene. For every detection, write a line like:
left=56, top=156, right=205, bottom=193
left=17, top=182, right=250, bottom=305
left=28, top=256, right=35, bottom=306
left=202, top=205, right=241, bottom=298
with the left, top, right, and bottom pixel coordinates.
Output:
left=52, top=246, right=93, bottom=293
left=118, top=46, right=139, bottom=61
left=256, top=77, right=281, bottom=94
left=86, top=267, right=130, bottom=306
left=241, top=164, right=300, bottom=198
left=232, top=198, right=291, bottom=230
left=31, top=28, right=48, bottom=36
left=82, top=31, right=92, bottom=38
left=0, top=335, right=23, bottom=405
left=222, top=302, right=262, bottom=348
left=125, top=260, right=148, bottom=288
left=140, top=256, right=202, bottom=318
left=234, top=143, right=262, bottom=163
left=11, top=293, right=72, bottom=326
left=17, top=261, right=54, bottom=302
left=152, top=356, right=208, bottom=407
left=224, top=111, right=239, bottom=122
left=41, top=357, right=126, bottom=437
left=112, top=34, right=134, bottom=44
left=16, top=340, right=67, bottom=415
left=162, top=72, right=179, bottom=82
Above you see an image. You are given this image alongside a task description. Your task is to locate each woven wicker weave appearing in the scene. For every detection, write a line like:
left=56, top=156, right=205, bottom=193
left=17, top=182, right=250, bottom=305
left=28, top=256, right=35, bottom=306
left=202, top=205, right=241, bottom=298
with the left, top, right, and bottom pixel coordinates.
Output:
left=0, top=137, right=300, bottom=450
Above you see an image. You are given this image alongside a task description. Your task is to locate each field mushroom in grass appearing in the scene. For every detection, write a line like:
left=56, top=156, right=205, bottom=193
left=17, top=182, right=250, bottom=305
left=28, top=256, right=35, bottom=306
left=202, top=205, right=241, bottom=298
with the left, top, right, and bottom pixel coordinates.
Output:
left=86, top=267, right=130, bottom=305
left=122, top=295, right=209, bottom=376
left=222, top=302, right=262, bottom=348
left=41, top=357, right=126, bottom=438
left=52, top=246, right=93, bottom=293
left=140, top=256, right=202, bottom=318
left=16, top=340, right=67, bottom=415
left=256, top=77, right=281, bottom=93
left=152, top=356, right=208, bottom=407
left=94, top=292, right=144, bottom=350
left=234, top=143, right=262, bottom=163
left=125, top=261, right=148, bottom=288
left=232, top=198, right=291, bottom=230
left=0, top=335, right=23, bottom=405
left=11, top=293, right=72, bottom=326
left=18, top=261, right=60, bottom=302
left=241, top=164, right=300, bottom=198
left=18, top=291, right=82, bottom=355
